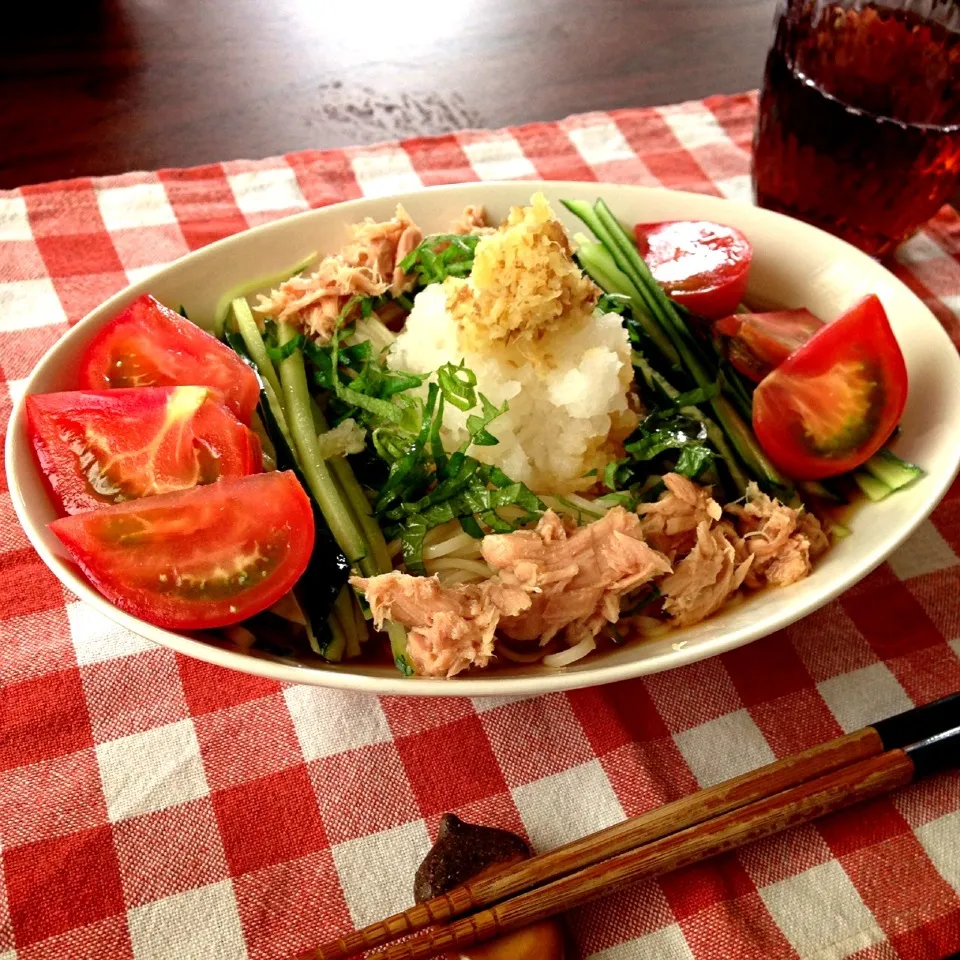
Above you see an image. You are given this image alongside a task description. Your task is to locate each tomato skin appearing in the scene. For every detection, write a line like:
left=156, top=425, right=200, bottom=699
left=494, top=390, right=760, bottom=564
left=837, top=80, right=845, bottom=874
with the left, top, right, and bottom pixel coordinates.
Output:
left=752, top=295, right=908, bottom=480
left=634, top=221, right=753, bottom=320
left=26, top=387, right=261, bottom=516
left=715, top=308, right=824, bottom=383
left=49, top=471, right=314, bottom=629
left=79, top=294, right=260, bottom=423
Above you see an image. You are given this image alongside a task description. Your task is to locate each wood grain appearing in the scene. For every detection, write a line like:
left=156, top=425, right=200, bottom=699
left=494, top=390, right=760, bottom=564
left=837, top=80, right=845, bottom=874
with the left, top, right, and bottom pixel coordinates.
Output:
left=0, top=0, right=778, bottom=189
left=305, top=727, right=883, bottom=960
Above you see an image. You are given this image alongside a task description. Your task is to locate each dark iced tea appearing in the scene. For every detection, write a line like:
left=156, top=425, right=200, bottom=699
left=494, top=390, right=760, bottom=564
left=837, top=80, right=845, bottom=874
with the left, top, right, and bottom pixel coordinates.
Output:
left=753, top=0, right=960, bottom=257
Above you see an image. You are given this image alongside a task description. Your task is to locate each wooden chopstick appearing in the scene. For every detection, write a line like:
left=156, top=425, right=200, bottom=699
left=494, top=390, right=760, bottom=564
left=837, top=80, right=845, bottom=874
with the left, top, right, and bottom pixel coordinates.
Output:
left=304, top=728, right=878, bottom=960
left=369, top=749, right=917, bottom=960
left=308, top=694, right=960, bottom=960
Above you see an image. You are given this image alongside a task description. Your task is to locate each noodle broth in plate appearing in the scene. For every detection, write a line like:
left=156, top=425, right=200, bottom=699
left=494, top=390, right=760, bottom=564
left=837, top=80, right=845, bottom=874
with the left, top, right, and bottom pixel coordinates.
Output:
left=7, top=182, right=960, bottom=696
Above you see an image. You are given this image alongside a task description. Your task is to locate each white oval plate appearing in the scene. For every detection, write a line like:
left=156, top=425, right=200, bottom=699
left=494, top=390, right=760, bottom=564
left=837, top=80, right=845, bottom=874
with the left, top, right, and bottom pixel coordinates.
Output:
left=7, top=182, right=960, bottom=696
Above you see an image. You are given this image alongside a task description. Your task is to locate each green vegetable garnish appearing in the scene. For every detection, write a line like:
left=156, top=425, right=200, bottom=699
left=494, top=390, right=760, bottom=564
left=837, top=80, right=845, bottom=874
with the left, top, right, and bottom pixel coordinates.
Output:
left=399, top=233, right=480, bottom=286
left=564, top=198, right=789, bottom=498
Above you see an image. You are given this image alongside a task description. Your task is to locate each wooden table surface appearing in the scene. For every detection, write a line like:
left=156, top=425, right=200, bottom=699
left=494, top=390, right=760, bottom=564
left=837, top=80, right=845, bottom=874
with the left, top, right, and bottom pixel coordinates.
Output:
left=2, top=0, right=778, bottom=190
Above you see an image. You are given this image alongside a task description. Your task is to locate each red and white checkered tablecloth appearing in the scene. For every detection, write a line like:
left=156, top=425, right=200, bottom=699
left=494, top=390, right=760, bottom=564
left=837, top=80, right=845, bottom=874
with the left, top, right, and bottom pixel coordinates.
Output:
left=1, top=91, right=959, bottom=960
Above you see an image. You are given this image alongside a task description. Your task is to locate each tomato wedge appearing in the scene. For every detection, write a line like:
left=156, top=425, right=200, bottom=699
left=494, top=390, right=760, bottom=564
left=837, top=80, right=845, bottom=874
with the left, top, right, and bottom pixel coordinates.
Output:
left=49, top=471, right=314, bottom=629
left=752, top=295, right=908, bottom=480
left=79, top=294, right=260, bottom=423
left=634, top=221, right=753, bottom=319
left=26, top=387, right=261, bottom=516
left=715, top=308, right=825, bottom=382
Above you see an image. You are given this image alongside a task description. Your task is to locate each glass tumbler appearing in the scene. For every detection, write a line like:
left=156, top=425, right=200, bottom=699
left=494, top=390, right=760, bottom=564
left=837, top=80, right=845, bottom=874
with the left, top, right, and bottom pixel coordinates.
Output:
left=752, top=0, right=960, bottom=257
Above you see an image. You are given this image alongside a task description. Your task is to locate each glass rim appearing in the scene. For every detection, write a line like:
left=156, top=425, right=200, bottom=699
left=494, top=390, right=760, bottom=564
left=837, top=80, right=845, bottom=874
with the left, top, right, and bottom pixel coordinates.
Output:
left=796, top=75, right=960, bottom=133
left=776, top=0, right=960, bottom=133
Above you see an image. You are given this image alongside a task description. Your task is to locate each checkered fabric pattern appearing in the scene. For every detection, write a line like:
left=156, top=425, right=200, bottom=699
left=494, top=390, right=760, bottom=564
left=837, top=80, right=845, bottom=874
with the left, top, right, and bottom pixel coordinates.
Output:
left=1, top=91, right=959, bottom=960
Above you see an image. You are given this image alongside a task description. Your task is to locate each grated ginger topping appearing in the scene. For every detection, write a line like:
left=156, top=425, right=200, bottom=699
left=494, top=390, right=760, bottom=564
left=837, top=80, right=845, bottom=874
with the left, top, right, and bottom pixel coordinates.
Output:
left=444, top=193, right=600, bottom=356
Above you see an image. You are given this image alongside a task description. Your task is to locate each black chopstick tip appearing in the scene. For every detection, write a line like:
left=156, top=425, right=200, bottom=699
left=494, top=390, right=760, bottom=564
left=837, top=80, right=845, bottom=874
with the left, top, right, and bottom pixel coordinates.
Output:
left=872, top=691, right=960, bottom=751
left=904, top=725, right=960, bottom=780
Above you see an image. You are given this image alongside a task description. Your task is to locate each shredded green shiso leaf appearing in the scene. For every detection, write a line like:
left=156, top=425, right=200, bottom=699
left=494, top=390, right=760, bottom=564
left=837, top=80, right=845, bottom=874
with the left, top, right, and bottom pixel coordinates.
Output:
left=316, top=302, right=544, bottom=573
left=398, top=232, right=481, bottom=286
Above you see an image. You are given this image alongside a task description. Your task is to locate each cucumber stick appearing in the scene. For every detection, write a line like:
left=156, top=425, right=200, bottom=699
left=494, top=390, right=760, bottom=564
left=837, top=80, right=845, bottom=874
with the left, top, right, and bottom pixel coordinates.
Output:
left=213, top=252, right=318, bottom=338
left=853, top=471, right=892, bottom=502
left=632, top=350, right=750, bottom=494
left=232, top=298, right=284, bottom=400
left=276, top=323, right=371, bottom=569
left=564, top=198, right=788, bottom=493
left=311, top=400, right=395, bottom=576
left=577, top=242, right=680, bottom=365
left=862, top=449, right=924, bottom=491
